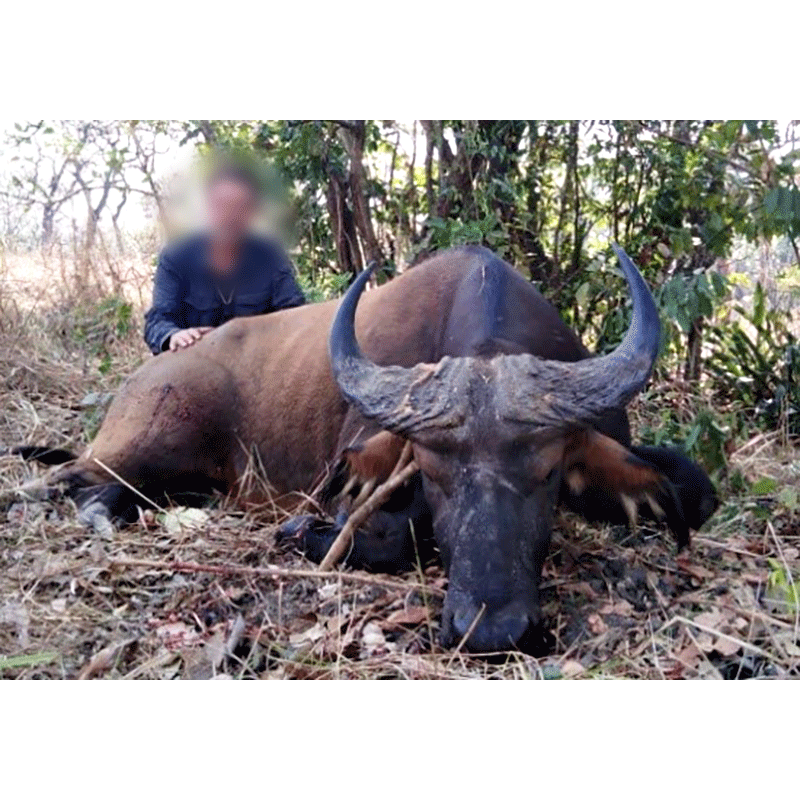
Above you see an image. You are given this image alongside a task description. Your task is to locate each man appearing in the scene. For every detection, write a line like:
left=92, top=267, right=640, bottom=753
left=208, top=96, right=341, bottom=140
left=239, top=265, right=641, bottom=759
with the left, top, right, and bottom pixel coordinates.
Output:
left=144, top=163, right=305, bottom=354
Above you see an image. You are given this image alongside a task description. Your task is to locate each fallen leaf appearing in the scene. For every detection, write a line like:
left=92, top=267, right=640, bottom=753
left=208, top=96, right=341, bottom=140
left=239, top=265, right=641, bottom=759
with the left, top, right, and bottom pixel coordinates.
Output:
left=361, top=621, right=394, bottom=657
left=599, top=600, right=633, bottom=616
left=676, top=558, right=714, bottom=581
left=561, top=660, right=585, bottom=678
left=77, top=639, right=135, bottom=680
left=587, top=613, right=607, bottom=635
left=696, top=632, right=716, bottom=653
left=713, top=636, right=742, bottom=657
left=694, top=610, right=724, bottom=629
left=160, top=507, right=210, bottom=535
left=383, top=606, right=429, bottom=629
left=155, top=621, right=202, bottom=650
left=775, top=631, right=800, bottom=658
left=318, top=582, right=340, bottom=600
left=289, top=622, right=325, bottom=646
left=203, top=629, right=227, bottom=670
left=0, top=601, right=30, bottom=647
left=571, top=582, right=599, bottom=599
left=675, top=643, right=702, bottom=669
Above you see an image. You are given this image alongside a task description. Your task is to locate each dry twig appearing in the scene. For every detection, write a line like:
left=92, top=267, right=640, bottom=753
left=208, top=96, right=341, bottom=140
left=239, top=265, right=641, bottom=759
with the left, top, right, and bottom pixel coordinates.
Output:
left=110, top=555, right=443, bottom=596
left=319, top=453, right=419, bottom=571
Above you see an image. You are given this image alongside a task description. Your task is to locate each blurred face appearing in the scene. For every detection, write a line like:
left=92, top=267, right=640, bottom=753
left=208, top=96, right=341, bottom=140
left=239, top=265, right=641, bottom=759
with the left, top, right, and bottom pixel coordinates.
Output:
left=206, top=178, right=257, bottom=244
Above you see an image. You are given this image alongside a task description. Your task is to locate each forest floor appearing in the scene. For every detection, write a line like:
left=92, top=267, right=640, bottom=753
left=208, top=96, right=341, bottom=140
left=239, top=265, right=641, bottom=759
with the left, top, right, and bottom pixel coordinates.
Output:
left=1, top=250, right=799, bottom=679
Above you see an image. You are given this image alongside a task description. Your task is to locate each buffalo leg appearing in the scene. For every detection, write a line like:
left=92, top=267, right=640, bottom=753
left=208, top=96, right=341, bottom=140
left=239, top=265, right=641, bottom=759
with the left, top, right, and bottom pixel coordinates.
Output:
left=75, top=482, right=143, bottom=531
left=277, top=474, right=435, bottom=573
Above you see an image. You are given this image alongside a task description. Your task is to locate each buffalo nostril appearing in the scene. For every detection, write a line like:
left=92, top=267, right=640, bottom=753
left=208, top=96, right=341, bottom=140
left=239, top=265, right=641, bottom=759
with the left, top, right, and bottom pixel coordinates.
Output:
left=452, top=605, right=486, bottom=641
left=488, top=613, right=531, bottom=651
left=450, top=601, right=534, bottom=652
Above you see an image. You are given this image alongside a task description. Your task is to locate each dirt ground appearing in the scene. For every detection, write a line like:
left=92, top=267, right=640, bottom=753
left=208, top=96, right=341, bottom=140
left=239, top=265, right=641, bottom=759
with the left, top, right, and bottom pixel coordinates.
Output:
left=1, top=250, right=799, bottom=679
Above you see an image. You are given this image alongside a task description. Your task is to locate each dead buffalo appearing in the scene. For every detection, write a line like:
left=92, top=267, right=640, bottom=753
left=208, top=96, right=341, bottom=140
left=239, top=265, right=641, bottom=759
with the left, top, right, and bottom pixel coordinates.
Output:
left=10, top=244, right=717, bottom=653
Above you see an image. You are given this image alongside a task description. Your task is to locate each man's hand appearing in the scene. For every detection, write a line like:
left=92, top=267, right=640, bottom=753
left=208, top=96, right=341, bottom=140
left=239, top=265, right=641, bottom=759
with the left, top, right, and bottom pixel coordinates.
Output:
left=169, top=327, right=213, bottom=351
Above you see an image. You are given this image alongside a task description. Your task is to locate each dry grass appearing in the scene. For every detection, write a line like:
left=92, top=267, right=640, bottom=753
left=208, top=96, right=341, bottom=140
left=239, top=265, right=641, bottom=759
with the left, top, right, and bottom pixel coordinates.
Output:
left=1, top=249, right=798, bottom=679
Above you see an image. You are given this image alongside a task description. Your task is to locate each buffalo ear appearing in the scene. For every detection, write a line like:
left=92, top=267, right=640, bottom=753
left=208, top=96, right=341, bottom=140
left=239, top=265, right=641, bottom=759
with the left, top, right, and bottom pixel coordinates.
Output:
left=563, top=431, right=690, bottom=550
left=629, top=445, right=719, bottom=531
left=342, top=431, right=407, bottom=486
left=321, top=431, right=408, bottom=505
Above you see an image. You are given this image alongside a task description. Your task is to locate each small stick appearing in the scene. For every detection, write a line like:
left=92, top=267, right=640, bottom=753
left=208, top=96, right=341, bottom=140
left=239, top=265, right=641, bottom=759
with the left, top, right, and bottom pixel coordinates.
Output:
left=319, top=459, right=419, bottom=571
left=111, top=556, right=443, bottom=596
left=92, top=458, right=167, bottom=513
left=712, top=601, right=793, bottom=629
left=446, top=604, right=485, bottom=668
left=692, top=536, right=760, bottom=558
left=388, top=441, right=414, bottom=479
left=350, top=440, right=413, bottom=513
left=662, top=615, right=773, bottom=660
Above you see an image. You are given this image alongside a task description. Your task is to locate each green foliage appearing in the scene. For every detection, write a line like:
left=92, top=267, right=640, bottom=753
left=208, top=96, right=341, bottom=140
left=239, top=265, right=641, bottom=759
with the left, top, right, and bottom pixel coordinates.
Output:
left=705, top=284, right=799, bottom=434
left=424, top=215, right=507, bottom=251
left=751, top=477, right=779, bottom=495
left=6, top=118, right=799, bottom=446
left=297, top=269, right=351, bottom=304
left=658, top=271, right=728, bottom=336
left=73, top=295, right=135, bottom=375
left=766, top=559, right=800, bottom=613
left=0, top=651, right=60, bottom=672
left=638, top=403, right=732, bottom=476
left=777, top=485, right=799, bottom=513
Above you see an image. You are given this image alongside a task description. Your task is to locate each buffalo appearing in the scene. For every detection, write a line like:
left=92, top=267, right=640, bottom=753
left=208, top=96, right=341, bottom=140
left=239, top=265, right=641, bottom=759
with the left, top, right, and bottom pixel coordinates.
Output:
left=10, top=244, right=718, bottom=653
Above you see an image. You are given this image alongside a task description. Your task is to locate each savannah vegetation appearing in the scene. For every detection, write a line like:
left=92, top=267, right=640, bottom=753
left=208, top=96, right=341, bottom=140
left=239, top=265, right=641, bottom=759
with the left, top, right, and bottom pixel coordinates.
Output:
left=0, top=119, right=798, bottom=679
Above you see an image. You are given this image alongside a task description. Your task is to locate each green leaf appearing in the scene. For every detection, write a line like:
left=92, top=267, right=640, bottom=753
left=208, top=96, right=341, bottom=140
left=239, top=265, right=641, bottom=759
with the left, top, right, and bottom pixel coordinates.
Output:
left=710, top=271, right=727, bottom=298
left=777, top=487, right=799, bottom=512
left=0, top=651, right=59, bottom=671
left=751, top=477, right=778, bottom=496
left=753, top=284, right=766, bottom=328
left=763, top=188, right=780, bottom=216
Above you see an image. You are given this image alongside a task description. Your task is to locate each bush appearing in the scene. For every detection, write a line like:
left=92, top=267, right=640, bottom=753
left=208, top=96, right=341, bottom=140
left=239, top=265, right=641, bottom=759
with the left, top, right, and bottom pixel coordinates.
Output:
left=705, top=283, right=799, bottom=435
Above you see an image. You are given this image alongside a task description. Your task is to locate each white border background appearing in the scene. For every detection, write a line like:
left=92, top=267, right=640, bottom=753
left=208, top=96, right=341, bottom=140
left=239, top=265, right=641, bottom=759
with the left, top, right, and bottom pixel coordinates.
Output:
left=1, top=0, right=797, bottom=791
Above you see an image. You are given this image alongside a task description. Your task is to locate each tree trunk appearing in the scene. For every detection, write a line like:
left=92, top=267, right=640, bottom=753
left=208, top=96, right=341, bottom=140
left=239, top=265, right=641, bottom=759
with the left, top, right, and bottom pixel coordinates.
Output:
left=338, top=121, right=383, bottom=268
left=325, top=168, right=362, bottom=276
left=684, top=317, right=704, bottom=383
left=421, top=120, right=435, bottom=216
left=42, top=205, right=55, bottom=246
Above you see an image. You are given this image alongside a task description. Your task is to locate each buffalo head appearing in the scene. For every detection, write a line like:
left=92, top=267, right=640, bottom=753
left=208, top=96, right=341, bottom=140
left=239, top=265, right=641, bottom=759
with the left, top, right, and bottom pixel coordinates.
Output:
left=328, top=246, right=660, bottom=653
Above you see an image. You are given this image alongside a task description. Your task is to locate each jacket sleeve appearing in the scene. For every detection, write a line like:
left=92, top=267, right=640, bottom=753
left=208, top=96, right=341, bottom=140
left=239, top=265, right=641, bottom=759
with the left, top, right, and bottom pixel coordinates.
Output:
left=144, top=252, right=186, bottom=354
left=269, top=247, right=306, bottom=311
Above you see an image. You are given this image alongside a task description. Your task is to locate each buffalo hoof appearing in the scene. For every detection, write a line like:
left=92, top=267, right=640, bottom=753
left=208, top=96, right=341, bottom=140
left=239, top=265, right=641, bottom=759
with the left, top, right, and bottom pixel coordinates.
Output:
left=517, top=623, right=556, bottom=657
left=275, top=514, right=345, bottom=564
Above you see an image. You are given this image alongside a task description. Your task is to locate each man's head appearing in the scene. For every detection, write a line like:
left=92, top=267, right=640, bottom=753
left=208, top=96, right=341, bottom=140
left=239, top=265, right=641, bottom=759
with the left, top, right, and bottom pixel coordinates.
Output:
left=205, top=163, right=261, bottom=246
left=328, top=247, right=664, bottom=653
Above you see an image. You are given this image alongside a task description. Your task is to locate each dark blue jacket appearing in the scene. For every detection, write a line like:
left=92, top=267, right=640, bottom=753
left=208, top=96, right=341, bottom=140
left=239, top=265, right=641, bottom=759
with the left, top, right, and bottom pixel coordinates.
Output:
left=144, top=234, right=305, bottom=354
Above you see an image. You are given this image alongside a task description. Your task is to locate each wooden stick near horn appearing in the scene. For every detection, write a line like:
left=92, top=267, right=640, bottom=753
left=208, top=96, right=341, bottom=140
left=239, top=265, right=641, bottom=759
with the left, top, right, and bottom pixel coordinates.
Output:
left=319, top=441, right=417, bottom=571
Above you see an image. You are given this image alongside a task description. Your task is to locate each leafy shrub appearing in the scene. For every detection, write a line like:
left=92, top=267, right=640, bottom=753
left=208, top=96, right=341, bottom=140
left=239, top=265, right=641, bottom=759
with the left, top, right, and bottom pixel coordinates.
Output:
left=297, top=270, right=351, bottom=303
left=705, top=283, right=799, bottom=434
left=638, top=402, right=732, bottom=476
left=72, top=295, right=135, bottom=375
